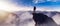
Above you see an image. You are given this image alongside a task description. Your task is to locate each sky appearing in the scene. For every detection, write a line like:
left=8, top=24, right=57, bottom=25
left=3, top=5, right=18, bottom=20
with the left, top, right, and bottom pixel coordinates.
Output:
left=0, top=0, right=60, bottom=12
left=11, top=0, right=60, bottom=7
left=10, top=0, right=60, bottom=11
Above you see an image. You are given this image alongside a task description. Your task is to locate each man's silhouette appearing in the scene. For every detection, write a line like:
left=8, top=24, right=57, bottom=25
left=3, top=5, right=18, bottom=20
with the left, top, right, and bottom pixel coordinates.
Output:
left=33, top=6, right=48, bottom=26
left=32, top=6, right=58, bottom=26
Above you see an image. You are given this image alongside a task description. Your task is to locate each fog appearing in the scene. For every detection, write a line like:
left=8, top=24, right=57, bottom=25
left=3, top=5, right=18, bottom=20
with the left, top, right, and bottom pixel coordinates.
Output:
left=0, top=11, right=60, bottom=26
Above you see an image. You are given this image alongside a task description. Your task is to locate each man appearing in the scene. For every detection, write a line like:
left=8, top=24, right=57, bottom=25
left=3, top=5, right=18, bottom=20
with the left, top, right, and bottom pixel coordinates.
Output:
left=33, top=6, right=59, bottom=26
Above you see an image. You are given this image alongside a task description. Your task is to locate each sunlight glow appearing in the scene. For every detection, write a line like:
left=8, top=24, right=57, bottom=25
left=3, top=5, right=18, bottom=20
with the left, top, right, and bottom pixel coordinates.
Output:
left=0, top=0, right=21, bottom=12
left=0, top=11, right=10, bottom=23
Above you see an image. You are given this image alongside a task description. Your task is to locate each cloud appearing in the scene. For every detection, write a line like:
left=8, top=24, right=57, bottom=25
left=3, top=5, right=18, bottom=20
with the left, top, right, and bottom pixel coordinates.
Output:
left=52, top=13, right=60, bottom=25
left=0, top=0, right=60, bottom=13
left=47, top=0, right=60, bottom=2
left=0, top=0, right=33, bottom=12
left=19, top=12, right=35, bottom=26
left=33, top=0, right=45, bottom=4
left=33, top=0, right=60, bottom=4
left=51, top=0, right=60, bottom=2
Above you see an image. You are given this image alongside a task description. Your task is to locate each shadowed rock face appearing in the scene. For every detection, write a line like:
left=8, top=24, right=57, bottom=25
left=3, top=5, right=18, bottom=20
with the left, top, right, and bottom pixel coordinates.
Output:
left=33, top=13, right=60, bottom=26
left=33, top=13, right=48, bottom=24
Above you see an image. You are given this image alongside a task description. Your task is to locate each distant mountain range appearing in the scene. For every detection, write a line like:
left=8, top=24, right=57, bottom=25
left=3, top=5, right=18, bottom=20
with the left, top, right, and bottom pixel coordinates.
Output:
left=14, top=11, right=60, bottom=17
